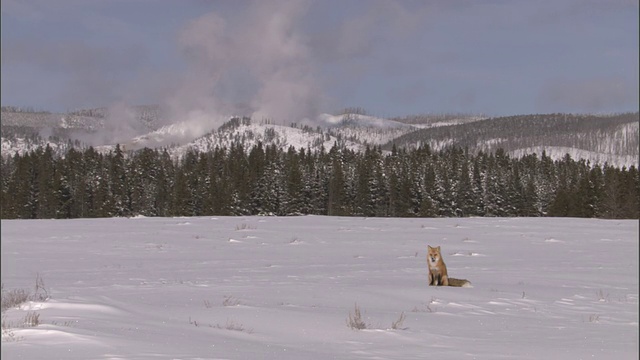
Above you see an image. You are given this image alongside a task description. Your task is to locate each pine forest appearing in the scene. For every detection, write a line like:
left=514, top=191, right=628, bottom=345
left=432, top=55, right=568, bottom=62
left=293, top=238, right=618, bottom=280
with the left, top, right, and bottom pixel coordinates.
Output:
left=1, top=142, right=637, bottom=220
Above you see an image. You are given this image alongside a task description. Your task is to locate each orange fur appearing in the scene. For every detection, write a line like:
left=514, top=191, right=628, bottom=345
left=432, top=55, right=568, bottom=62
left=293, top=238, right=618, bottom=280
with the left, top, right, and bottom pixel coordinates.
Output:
left=427, top=245, right=449, bottom=286
left=427, top=245, right=471, bottom=287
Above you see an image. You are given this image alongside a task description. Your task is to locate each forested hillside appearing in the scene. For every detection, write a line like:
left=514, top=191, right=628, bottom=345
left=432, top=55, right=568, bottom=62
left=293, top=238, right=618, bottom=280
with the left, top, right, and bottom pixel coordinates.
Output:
left=2, top=109, right=638, bottom=168
left=1, top=143, right=637, bottom=219
left=384, top=113, right=639, bottom=157
left=0, top=105, right=163, bottom=129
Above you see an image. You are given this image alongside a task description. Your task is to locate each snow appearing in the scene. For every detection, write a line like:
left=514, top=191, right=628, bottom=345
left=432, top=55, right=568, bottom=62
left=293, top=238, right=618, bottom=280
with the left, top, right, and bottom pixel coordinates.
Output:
left=411, top=116, right=488, bottom=129
left=1, top=216, right=638, bottom=359
left=170, top=123, right=367, bottom=158
left=2, top=110, right=637, bottom=169
left=317, top=113, right=411, bottom=129
left=509, top=146, right=639, bottom=168
left=1, top=137, right=70, bottom=157
left=316, top=113, right=419, bottom=146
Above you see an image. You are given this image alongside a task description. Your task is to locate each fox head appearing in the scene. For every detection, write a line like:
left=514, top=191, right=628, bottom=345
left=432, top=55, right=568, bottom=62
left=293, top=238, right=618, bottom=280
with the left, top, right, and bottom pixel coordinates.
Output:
left=427, top=245, right=441, bottom=264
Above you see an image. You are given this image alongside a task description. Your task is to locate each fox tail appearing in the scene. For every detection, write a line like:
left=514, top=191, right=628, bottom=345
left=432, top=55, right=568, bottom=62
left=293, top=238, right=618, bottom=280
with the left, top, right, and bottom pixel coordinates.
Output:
left=448, top=278, right=472, bottom=288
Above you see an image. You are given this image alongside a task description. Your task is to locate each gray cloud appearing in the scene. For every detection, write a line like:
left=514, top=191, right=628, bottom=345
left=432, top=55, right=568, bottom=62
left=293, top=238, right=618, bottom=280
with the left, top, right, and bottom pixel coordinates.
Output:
left=3, top=0, right=435, bottom=135
left=310, top=0, right=429, bottom=61
left=537, top=77, right=639, bottom=113
left=5, top=0, right=636, bottom=142
left=2, top=33, right=148, bottom=112
left=387, top=81, right=431, bottom=107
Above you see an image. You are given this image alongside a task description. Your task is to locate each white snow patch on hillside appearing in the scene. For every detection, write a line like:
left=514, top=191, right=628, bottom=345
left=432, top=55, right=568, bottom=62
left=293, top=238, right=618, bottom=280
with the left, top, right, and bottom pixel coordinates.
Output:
left=317, top=113, right=412, bottom=129
left=414, top=138, right=455, bottom=152
left=127, top=113, right=230, bottom=149
left=315, top=113, right=418, bottom=145
left=1, top=137, right=70, bottom=157
left=169, top=123, right=366, bottom=158
left=411, top=116, right=488, bottom=129
left=510, top=146, right=639, bottom=168
left=130, top=122, right=196, bottom=145
left=2, top=216, right=637, bottom=359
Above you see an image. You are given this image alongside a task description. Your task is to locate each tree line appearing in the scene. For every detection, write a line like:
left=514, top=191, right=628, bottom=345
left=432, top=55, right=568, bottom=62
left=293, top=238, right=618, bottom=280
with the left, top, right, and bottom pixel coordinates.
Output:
left=1, top=142, right=638, bottom=219
left=384, top=112, right=639, bottom=157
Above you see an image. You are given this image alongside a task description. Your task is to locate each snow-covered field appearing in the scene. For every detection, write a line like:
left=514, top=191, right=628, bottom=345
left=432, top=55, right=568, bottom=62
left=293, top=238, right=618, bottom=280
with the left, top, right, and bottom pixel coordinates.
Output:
left=1, top=216, right=638, bottom=359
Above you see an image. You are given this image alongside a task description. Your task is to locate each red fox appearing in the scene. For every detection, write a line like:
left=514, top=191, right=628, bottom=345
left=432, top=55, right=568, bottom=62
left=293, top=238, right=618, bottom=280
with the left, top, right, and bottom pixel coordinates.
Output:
left=427, top=245, right=471, bottom=287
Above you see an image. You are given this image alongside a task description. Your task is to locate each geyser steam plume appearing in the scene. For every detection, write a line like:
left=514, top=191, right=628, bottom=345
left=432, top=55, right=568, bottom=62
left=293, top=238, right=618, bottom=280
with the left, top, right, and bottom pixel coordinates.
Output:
left=166, top=0, right=322, bottom=138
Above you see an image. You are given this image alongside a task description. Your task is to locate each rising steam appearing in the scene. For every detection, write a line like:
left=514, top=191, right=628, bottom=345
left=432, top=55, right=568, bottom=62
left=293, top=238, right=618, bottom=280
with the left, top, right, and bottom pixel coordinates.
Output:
left=80, top=0, right=425, bottom=146
left=164, top=0, right=321, bottom=136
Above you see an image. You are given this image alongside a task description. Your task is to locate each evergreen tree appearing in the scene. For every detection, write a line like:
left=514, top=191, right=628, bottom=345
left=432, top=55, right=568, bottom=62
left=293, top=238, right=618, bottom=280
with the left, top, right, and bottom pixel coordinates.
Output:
left=36, top=145, right=56, bottom=218
left=155, top=149, right=174, bottom=216
left=1, top=140, right=637, bottom=220
left=283, top=146, right=304, bottom=215
left=0, top=155, right=14, bottom=218
left=418, top=160, right=437, bottom=217
left=52, top=157, right=73, bottom=218
left=328, top=148, right=346, bottom=216
left=470, top=155, right=486, bottom=216
left=108, top=144, right=130, bottom=216
left=63, top=148, right=85, bottom=218
left=354, top=147, right=375, bottom=216
left=17, top=151, right=39, bottom=219
left=483, top=153, right=507, bottom=216
left=129, top=148, right=160, bottom=216
left=455, top=154, right=474, bottom=217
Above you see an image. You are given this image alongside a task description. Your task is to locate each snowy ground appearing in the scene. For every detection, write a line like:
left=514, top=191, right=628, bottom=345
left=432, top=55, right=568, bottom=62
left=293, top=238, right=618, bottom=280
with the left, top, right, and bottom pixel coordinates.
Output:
left=1, top=216, right=638, bottom=359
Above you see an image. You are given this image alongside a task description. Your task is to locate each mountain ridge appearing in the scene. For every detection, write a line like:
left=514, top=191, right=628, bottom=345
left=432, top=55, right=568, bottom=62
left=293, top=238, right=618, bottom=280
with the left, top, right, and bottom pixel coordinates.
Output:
left=1, top=107, right=638, bottom=167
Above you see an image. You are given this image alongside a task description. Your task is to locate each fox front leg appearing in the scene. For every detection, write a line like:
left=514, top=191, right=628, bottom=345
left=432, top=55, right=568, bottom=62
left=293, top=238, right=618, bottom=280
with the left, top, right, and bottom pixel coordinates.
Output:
left=434, top=274, right=441, bottom=286
left=431, top=273, right=441, bottom=286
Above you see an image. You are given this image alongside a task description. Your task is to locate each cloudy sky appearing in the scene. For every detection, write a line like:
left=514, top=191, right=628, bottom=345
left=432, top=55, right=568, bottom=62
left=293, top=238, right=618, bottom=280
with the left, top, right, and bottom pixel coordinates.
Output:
left=1, top=0, right=638, bottom=120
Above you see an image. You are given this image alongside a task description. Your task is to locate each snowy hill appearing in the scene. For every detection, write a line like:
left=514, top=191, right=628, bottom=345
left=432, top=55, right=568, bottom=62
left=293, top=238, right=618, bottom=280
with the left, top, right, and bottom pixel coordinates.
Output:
left=171, top=122, right=366, bottom=157
left=0, top=110, right=100, bottom=129
left=385, top=113, right=639, bottom=167
left=317, top=113, right=419, bottom=146
left=1, top=107, right=638, bottom=168
left=129, top=113, right=417, bottom=154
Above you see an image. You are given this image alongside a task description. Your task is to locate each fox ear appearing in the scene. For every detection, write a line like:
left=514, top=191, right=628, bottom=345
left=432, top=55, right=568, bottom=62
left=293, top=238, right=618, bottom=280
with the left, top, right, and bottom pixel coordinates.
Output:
left=428, top=245, right=432, bottom=250
left=437, top=246, right=441, bottom=251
